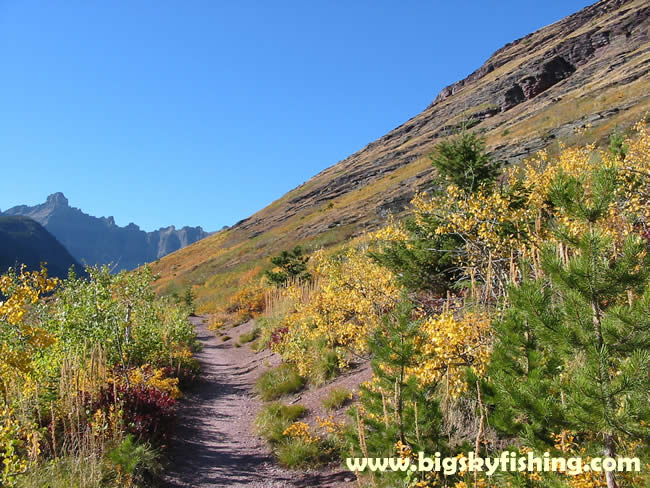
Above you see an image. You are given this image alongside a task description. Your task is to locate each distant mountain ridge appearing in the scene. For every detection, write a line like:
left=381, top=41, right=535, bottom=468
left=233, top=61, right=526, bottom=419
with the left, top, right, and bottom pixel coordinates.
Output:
left=2, top=193, right=210, bottom=271
left=0, top=215, right=83, bottom=278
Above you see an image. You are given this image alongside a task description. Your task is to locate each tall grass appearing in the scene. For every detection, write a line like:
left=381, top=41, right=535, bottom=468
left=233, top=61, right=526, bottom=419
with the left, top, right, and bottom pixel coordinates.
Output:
left=256, top=277, right=320, bottom=350
left=253, top=403, right=306, bottom=443
left=254, top=364, right=305, bottom=401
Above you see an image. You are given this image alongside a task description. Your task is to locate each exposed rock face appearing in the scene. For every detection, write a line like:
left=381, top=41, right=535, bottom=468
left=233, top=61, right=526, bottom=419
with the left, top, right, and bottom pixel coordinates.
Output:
left=520, top=56, right=576, bottom=99
left=2, top=193, right=210, bottom=271
left=501, top=84, right=526, bottom=111
left=502, top=55, right=577, bottom=111
left=263, top=0, right=647, bottom=234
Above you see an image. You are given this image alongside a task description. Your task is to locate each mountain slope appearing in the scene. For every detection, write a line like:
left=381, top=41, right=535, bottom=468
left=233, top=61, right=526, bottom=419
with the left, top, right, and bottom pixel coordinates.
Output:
left=0, top=216, right=83, bottom=279
left=151, top=0, right=650, bottom=311
left=2, top=193, right=210, bottom=271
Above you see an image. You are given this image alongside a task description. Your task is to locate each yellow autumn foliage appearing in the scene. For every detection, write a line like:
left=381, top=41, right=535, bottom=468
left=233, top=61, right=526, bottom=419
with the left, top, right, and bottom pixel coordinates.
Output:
left=127, top=365, right=182, bottom=399
left=411, top=312, right=491, bottom=397
left=271, top=245, right=400, bottom=375
left=0, top=267, right=58, bottom=386
left=378, top=123, right=650, bottom=301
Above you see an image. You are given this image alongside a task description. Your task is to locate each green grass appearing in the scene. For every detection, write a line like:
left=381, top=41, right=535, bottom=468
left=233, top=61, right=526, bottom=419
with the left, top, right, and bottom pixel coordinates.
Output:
left=253, top=402, right=306, bottom=443
left=275, top=438, right=322, bottom=468
left=221, top=335, right=231, bottom=342
left=17, top=436, right=160, bottom=488
left=322, top=387, right=352, bottom=411
left=250, top=339, right=264, bottom=352
left=255, top=363, right=305, bottom=401
left=307, top=349, right=340, bottom=385
left=238, top=327, right=260, bottom=344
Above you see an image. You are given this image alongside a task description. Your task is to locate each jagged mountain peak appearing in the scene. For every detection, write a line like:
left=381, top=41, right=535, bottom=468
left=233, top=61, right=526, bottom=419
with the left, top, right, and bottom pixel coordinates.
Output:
left=2, top=194, right=210, bottom=271
left=45, top=192, right=69, bottom=208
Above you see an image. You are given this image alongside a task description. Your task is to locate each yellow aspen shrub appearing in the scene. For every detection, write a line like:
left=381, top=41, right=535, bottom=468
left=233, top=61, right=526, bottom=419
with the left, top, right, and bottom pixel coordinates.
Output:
left=0, top=407, right=38, bottom=488
left=410, top=312, right=492, bottom=397
left=127, top=365, right=181, bottom=399
left=0, top=268, right=58, bottom=384
left=375, top=122, right=650, bottom=302
left=370, top=218, right=409, bottom=243
left=227, top=278, right=267, bottom=322
left=272, top=246, right=400, bottom=375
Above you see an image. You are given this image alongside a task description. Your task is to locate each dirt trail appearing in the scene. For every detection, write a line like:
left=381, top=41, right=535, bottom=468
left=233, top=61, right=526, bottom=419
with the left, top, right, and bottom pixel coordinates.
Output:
left=163, top=316, right=353, bottom=488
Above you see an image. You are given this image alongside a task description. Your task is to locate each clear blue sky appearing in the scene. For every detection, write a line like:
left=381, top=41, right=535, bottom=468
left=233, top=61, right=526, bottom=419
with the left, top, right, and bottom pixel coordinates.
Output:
left=1, top=0, right=592, bottom=232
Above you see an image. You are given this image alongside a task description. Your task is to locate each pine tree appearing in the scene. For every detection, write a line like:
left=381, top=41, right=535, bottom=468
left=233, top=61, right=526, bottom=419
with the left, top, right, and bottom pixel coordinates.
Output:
left=349, top=299, right=446, bottom=483
left=371, top=131, right=500, bottom=291
left=369, top=216, right=462, bottom=293
left=489, top=165, right=650, bottom=488
left=183, top=287, right=195, bottom=313
left=264, top=245, right=311, bottom=286
left=430, top=131, right=501, bottom=193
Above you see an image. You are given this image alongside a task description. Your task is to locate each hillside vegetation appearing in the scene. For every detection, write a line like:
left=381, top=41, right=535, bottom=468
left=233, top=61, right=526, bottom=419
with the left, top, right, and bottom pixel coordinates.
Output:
left=239, top=122, right=650, bottom=487
left=151, top=0, right=650, bottom=312
left=0, top=265, right=199, bottom=487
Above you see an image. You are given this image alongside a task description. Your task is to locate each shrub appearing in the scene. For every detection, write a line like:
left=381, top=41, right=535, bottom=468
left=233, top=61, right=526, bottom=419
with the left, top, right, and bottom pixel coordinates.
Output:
left=226, top=281, right=266, bottom=324
left=253, top=402, right=306, bottom=443
left=275, top=421, right=330, bottom=468
left=254, top=364, right=305, bottom=401
left=1, top=263, right=196, bottom=487
left=322, top=388, right=352, bottom=411
left=95, top=383, right=176, bottom=442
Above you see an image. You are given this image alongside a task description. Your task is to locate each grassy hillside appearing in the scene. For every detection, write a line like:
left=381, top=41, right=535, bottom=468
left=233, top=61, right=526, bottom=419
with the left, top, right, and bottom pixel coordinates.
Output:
left=151, top=0, right=650, bottom=312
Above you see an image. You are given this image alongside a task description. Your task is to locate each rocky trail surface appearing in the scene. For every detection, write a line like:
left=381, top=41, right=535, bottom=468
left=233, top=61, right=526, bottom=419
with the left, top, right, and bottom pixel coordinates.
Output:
left=163, top=316, right=355, bottom=488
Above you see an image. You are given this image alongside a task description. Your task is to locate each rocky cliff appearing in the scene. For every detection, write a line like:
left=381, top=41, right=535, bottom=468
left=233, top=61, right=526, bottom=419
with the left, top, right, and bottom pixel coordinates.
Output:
left=150, top=0, right=649, bottom=310
left=2, top=193, right=210, bottom=271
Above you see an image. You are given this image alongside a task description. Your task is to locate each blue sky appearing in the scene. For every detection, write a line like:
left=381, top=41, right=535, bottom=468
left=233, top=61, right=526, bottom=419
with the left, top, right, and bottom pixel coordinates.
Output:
left=1, top=0, right=591, bottom=231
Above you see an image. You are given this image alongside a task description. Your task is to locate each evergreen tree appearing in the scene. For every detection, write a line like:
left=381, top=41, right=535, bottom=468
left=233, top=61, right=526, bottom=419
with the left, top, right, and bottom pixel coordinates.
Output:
left=370, top=216, right=462, bottom=293
left=264, top=245, right=311, bottom=286
left=350, top=299, right=446, bottom=483
left=489, top=165, right=650, bottom=488
left=183, top=287, right=195, bottom=313
left=430, top=131, right=501, bottom=192
left=371, top=131, right=500, bottom=291
left=608, top=131, right=628, bottom=160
